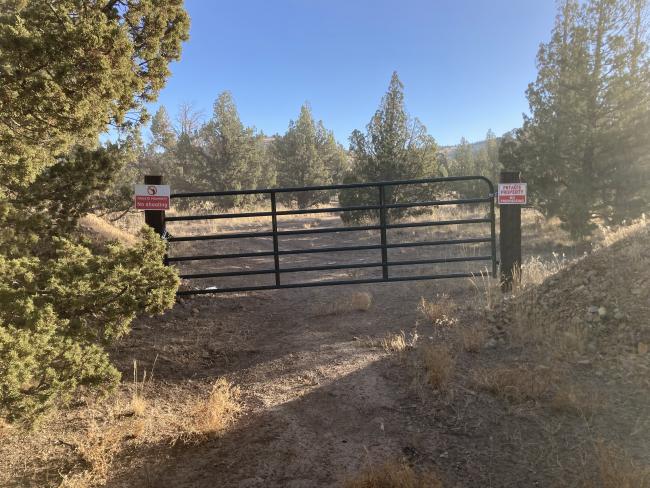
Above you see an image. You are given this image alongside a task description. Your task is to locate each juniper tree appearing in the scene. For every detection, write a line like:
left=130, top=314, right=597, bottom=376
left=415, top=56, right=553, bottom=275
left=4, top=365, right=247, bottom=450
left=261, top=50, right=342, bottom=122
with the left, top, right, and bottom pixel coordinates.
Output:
left=273, top=104, right=347, bottom=208
left=199, top=92, right=275, bottom=207
left=515, top=0, right=650, bottom=238
left=0, top=0, right=188, bottom=424
left=340, top=72, right=439, bottom=222
left=448, top=137, right=480, bottom=197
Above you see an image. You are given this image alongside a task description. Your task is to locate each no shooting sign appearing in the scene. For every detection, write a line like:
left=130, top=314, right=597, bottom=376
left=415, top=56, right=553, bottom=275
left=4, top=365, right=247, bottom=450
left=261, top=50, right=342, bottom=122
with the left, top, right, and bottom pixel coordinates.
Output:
left=498, top=183, right=527, bottom=205
left=134, top=184, right=170, bottom=210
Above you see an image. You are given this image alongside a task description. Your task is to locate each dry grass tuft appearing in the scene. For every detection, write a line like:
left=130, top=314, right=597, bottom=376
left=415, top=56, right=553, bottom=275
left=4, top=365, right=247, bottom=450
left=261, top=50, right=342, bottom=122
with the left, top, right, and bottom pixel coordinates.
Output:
left=460, top=327, right=488, bottom=353
left=59, top=422, right=124, bottom=488
left=351, top=291, right=373, bottom=311
left=594, top=215, right=648, bottom=249
left=468, top=270, right=501, bottom=310
left=473, top=366, right=554, bottom=404
left=419, top=343, right=455, bottom=391
left=592, top=441, right=650, bottom=488
left=188, top=378, right=241, bottom=437
left=380, top=331, right=408, bottom=353
left=129, top=359, right=152, bottom=417
left=361, top=330, right=417, bottom=353
left=343, top=460, right=444, bottom=488
left=129, top=394, right=147, bottom=418
left=418, top=294, right=457, bottom=327
left=513, top=252, right=570, bottom=292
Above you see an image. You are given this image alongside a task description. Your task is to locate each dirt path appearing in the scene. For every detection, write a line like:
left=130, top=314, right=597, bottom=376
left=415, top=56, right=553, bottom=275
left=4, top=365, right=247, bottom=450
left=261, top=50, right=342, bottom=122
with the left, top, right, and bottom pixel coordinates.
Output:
left=106, top=210, right=501, bottom=486
left=101, top=212, right=649, bottom=488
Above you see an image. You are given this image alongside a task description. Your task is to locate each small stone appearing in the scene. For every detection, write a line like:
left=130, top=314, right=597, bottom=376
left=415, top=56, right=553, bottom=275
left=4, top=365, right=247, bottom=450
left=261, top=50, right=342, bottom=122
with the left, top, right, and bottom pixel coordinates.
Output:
left=598, top=306, right=607, bottom=318
left=588, top=305, right=599, bottom=314
left=191, top=307, right=200, bottom=316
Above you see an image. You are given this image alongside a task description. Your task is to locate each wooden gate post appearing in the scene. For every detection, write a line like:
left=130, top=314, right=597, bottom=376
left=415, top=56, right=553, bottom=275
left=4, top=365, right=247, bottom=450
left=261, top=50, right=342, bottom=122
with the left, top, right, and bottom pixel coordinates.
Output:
left=144, top=175, right=166, bottom=238
left=499, top=171, right=522, bottom=291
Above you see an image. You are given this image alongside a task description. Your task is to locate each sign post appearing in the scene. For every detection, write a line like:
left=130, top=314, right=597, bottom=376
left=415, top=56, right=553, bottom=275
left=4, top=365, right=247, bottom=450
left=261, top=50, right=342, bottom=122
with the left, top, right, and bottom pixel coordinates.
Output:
left=136, top=175, right=168, bottom=238
left=499, top=171, right=524, bottom=291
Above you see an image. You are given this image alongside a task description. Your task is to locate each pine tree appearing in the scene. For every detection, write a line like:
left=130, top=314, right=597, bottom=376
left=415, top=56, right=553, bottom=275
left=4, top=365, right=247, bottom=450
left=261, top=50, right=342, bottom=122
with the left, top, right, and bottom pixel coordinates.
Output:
left=516, top=0, right=650, bottom=238
left=341, top=72, right=439, bottom=222
left=273, top=104, right=347, bottom=208
left=0, top=1, right=188, bottom=424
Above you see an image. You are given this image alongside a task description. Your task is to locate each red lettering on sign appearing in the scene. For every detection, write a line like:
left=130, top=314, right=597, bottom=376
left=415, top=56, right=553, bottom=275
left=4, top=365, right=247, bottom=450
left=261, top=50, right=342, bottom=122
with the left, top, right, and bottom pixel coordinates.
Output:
left=135, top=195, right=170, bottom=210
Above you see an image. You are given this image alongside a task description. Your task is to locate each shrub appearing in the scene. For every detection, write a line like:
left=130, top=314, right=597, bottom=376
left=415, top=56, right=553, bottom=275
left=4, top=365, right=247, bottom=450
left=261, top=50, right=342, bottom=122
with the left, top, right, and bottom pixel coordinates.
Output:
left=0, top=229, right=178, bottom=424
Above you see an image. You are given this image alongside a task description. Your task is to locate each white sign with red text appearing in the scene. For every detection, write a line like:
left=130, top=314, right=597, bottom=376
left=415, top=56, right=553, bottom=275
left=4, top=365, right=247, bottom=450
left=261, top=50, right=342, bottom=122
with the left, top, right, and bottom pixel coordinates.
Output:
left=134, top=184, right=170, bottom=210
left=498, top=183, right=527, bottom=205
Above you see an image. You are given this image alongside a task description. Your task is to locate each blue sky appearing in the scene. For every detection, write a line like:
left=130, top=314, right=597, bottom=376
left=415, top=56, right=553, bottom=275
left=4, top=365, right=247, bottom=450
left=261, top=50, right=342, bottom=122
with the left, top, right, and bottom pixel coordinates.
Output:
left=148, top=0, right=558, bottom=147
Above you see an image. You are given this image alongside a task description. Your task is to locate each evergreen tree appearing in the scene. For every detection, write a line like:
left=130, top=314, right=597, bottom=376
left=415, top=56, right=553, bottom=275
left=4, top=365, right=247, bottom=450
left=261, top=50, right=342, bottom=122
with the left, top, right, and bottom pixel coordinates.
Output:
left=340, top=72, right=439, bottom=222
left=515, top=0, right=650, bottom=238
left=318, top=121, right=350, bottom=184
left=451, top=137, right=475, bottom=176
left=0, top=1, right=188, bottom=423
left=481, top=129, right=501, bottom=184
left=200, top=92, right=274, bottom=207
left=150, top=107, right=178, bottom=152
left=273, top=104, right=347, bottom=208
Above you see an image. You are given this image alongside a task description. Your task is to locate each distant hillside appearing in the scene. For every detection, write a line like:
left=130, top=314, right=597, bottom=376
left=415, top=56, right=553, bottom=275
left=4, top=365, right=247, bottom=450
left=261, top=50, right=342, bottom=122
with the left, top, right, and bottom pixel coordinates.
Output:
left=440, top=130, right=515, bottom=159
left=440, top=139, right=488, bottom=158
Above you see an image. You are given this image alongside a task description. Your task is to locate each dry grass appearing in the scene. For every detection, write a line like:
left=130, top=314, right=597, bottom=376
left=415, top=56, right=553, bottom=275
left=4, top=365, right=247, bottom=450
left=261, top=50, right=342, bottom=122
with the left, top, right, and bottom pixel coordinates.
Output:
left=473, top=366, right=554, bottom=404
left=361, top=330, right=417, bottom=354
left=59, top=422, right=124, bottom=488
left=418, top=294, right=457, bottom=328
left=129, top=360, right=151, bottom=417
left=186, top=378, right=242, bottom=438
left=1, top=376, right=243, bottom=486
left=593, top=214, right=648, bottom=249
left=514, top=252, right=570, bottom=291
left=468, top=269, right=501, bottom=310
left=549, top=384, right=594, bottom=417
left=351, top=291, right=373, bottom=311
left=460, top=327, right=488, bottom=353
left=380, top=331, right=408, bottom=353
left=508, top=289, right=589, bottom=358
left=418, top=343, right=455, bottom=391
left=590, top=441, right=650, bottom=488
left=79, top=214, right=138, bottom=246
left=343, top=460, right=444, bottom=488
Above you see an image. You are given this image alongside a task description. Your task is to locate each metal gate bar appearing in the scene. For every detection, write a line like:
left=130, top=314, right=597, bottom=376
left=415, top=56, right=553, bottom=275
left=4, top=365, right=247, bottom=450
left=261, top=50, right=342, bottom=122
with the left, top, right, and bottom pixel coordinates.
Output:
left=167, top=176, right=496, bottom=295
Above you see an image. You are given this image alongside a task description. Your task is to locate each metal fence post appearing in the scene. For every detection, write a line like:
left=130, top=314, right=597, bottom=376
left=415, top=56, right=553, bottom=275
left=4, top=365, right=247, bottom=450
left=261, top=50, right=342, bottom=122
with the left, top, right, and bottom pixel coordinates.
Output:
left=499, top=171, right=522, bottom=291
left=270, top=191, right=281, bottom=286
left=144, top=175, right=166, bottom=238
left=378, top=184, right=389, bottom=280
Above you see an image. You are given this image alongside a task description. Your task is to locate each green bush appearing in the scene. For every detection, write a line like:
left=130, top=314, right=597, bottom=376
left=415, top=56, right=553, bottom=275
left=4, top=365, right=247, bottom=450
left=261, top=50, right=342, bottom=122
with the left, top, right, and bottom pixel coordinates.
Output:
left=0, top=229, right=178, bottom=424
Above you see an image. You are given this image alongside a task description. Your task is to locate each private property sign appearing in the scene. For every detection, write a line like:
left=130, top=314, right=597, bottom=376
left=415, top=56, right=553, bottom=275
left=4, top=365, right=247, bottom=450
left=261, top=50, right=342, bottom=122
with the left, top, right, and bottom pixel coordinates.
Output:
left=134, top=184, right=170, bottom=210
left=498, top=183, right=527, bottom=205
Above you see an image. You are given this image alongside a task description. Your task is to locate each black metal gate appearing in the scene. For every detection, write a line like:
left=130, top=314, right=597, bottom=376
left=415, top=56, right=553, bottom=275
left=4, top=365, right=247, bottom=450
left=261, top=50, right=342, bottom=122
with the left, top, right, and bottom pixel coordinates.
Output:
left=165, top=176, right=496, bottom=295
